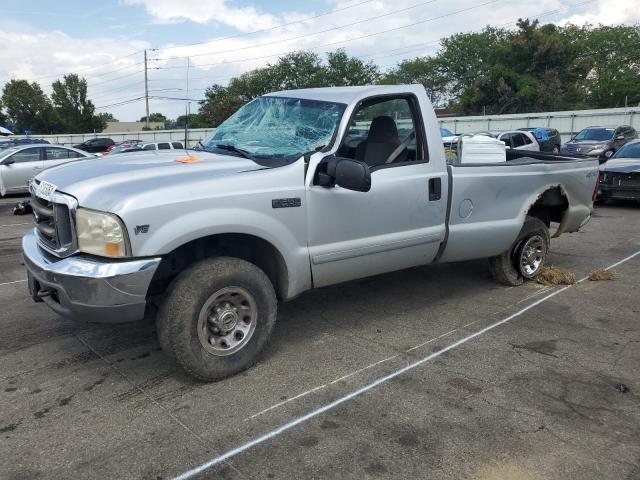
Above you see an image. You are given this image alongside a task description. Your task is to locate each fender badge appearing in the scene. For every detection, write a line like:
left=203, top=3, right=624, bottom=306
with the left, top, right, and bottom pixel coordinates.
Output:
left=134, top=225, right=149, bottom=235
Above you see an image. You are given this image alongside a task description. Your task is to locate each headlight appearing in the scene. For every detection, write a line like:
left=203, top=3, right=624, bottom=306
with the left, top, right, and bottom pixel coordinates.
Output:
left=76, top=208, right=130, bottom=258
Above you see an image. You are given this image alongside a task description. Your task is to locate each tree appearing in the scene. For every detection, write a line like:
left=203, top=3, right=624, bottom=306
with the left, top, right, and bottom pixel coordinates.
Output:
left=381, top=56, right=447, bottom=106
left=139, top=112, right=167, bottom=123
left=51, top=74, right=104, bottom=132
left=0, top=100, right=7, bottom=128
left=199, top=84, right=244, bottom=127
left=324, top=49, right=379, bottom=86
left=1, top=79, right=59, bottom=134
left=97, top=112, right=118, bottom=123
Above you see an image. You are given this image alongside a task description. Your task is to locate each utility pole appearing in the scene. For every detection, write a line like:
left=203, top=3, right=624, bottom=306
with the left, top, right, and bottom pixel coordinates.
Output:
left=185, top=56, right=190, bottom=147
left=144, top=49, right=150, bottom=129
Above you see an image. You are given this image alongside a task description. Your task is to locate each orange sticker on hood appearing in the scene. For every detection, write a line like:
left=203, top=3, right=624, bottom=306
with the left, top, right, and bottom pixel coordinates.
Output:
left=175, top=155, right=201, bottom=164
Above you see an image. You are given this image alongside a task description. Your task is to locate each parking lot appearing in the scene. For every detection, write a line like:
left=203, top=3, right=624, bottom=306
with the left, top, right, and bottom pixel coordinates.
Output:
left=1, top=194, right=638, bottom=479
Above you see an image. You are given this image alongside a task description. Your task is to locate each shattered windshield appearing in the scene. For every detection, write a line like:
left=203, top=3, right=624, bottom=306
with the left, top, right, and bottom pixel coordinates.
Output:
left=201, top=96, right=346, bottom=162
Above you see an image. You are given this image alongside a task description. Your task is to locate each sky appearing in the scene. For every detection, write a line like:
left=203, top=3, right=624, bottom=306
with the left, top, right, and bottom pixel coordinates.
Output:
left=1, top=0, right=639, bottom=121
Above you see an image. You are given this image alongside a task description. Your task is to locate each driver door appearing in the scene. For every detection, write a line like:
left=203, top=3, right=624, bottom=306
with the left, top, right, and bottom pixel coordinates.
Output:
left=306, top=95, right=447, bottom=287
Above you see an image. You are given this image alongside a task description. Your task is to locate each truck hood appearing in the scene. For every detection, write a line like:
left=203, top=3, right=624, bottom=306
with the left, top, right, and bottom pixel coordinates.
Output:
left=35, top=149, right=267, bottom=207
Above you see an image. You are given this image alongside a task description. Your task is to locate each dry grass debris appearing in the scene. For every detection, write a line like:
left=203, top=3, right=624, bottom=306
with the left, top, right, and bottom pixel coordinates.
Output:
left=588, top=269, right=616, bottom=281
left=535, top=266, right=577, bottom=286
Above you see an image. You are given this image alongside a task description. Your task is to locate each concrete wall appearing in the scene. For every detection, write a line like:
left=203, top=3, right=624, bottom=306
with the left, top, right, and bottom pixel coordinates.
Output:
left=438, top=106, right=640, bottom=143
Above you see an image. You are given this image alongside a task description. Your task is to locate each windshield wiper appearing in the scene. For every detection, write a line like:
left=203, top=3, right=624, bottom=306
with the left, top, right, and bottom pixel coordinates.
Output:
left=215, top=143, right=255, bottom=160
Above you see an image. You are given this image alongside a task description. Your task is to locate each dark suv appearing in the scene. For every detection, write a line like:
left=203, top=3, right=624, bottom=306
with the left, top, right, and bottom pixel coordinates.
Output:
left=73, top=137, right=115, bottom=153
left=561, top=126, right=637, bottom=163
left=518, top=127, right=562, bottom=153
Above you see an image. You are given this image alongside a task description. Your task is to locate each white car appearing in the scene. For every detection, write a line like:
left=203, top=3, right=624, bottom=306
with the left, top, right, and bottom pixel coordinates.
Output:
left=0, top=144, right=93, bottom=196
left=476, top=130, right=540, bottom=151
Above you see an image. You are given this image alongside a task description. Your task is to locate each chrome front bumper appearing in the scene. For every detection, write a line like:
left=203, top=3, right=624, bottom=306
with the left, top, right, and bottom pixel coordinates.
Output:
left=22, top=229, right=161, bottom=323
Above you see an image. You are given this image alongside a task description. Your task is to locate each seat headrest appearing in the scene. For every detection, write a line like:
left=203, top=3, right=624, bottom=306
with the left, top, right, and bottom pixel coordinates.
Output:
left=367, top=116, right=399, bottom=143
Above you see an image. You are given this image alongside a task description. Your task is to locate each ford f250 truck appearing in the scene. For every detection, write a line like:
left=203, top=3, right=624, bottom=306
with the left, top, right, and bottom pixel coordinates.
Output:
left=23, top=85, right=599, bottom=381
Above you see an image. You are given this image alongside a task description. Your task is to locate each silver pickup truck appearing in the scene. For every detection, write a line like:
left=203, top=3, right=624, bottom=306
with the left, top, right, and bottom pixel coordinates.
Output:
left=23, top=85, right=598, bottom=380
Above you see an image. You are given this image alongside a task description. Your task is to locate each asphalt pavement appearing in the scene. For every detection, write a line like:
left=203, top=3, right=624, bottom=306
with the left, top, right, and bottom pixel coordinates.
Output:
left=0, top=193, right=638, bottom=480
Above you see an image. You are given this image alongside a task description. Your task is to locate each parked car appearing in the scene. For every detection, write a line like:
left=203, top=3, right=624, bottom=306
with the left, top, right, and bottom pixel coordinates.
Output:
left=597, top=139, right=640, bottom=202
left=101, top=139, right=143, bottom=156
left=23, top=85, right=598, bottom=381
left=441, top=127, right=459, bottom=150
left=518, top=127, right=562, bottom=153
left=561, top=125, right=637, bottom=163
left=0, top=138, right=50, bottom=150
left=0, top=145, right=93, bottom=196
left=138, top=141, right=185, bottom=151
left=476, top=130, right=540, bottom=151
left=73, top=137, right=115, bottom=153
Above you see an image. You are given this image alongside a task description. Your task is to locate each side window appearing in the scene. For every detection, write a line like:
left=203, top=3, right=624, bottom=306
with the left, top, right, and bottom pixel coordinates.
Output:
left=521, top=133, right=533, bottom=145
left=45, top=147, right=70, bottom=160
left=143, top=144, right=156, bottom=150
left=338, top=96, right=423, bottom=168
left=499, top=133, right=513, bottom=148
left=68, top=150, right=86, bottom=158
left=157, top=143, right=171, bottom=150
left=171, top=142, right=184, bottom=149
left=512, top=133, right=526, bottom=148
left=10, top=147, right=41, bottom=163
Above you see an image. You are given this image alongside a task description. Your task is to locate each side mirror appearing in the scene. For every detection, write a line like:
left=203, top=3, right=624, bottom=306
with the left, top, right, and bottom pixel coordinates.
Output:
left=616, top=135, right=625, bottom=140
left=1, top=157, right=15, bottom=166
left=334, top=158, right=371, bottom=192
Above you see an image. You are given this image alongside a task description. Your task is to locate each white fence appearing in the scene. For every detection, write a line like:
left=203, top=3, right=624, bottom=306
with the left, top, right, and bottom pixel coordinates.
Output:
left=11, top=128, right=216, bottom=148
left=10, top=106, right=640, bottom=147
left=438, top=106, right=640, bottom=143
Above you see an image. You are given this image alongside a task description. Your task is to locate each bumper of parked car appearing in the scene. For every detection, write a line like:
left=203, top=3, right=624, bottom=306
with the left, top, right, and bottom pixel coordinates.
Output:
left=22, top=229, right=162, bottom=323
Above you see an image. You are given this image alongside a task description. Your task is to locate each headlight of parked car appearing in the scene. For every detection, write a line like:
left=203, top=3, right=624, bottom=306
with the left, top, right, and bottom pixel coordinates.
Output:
left=76, top=208, right=130, bottom=258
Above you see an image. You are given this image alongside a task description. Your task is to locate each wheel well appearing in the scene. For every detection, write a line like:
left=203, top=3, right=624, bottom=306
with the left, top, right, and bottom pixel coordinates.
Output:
left=148, top=233, right=289, bottom=301
left=526, top=187, right=569, bottom=227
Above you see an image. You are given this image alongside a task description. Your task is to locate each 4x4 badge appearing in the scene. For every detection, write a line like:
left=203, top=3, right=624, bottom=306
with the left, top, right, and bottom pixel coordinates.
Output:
left=134, top=225, right=149, bottom=235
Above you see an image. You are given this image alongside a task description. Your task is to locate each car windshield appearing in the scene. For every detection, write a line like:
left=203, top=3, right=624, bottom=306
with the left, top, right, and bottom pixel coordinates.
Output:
left=613, top=143, right=640, bottom=159
left=574, top=128, right=614, bottom=141
left=201, top=96, right=346, bottom=161
left=440, top=128, right=454, bottom=137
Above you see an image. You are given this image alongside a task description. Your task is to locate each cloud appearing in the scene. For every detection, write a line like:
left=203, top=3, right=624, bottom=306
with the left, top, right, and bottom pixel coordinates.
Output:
left=121, top=0, right=279, bottom=31
left=2, top=0, right=638, bottom=121
left=558, top=0, right=639, bottom=26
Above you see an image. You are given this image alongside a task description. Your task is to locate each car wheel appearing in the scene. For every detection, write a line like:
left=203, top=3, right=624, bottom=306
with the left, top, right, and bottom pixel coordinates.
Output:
left=489, top=216, right=550, bottom=286
left=552, top=145, right=560, bottom=154
left=157, top=256, right=277, bottom=381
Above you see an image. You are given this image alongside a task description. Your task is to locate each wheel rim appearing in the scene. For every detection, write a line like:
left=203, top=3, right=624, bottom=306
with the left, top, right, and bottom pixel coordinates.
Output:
left=553, top=146, right=559, bottom=153
left=518, top=235, right=545, bottom=278
left=197, top=286, right=257, bottom=356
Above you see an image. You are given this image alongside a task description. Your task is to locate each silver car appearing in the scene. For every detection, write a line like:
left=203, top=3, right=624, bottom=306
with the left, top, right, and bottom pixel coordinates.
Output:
left=0, top=144, right=93, bottom=196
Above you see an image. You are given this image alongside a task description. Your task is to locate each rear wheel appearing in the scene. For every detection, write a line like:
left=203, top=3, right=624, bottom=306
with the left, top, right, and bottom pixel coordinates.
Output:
left=552, top=145, right=560, bottom=154
left=489, top=216, right=550, bottom=286
left=157, top=257, right=277, bottom=381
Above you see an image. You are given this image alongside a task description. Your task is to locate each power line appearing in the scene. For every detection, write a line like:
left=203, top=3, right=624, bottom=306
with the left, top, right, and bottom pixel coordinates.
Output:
left=154, top=0, right=378, bottom=52
left=153, top=0, right=442, bottom=61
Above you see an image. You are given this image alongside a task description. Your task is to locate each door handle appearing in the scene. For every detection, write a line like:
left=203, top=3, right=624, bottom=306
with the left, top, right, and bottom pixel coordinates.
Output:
left=428, top=177, right=441, bottom=201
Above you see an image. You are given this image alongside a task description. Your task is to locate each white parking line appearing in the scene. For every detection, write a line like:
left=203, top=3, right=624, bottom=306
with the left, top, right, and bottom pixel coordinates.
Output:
left=172, top=249, right=640, bottom=480
left=0, top=223, right=30, bottom=228
left=0, top=279, right=26, bottom=287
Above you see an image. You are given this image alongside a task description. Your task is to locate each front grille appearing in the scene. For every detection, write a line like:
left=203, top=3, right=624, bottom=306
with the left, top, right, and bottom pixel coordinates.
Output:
left=563, top=144, right=581, bottom=154
left=31, top=183, right=76, bottom=256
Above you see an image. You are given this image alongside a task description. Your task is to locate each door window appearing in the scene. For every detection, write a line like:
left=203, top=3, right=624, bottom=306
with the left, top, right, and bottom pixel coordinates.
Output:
left=143, top=144, right=156, bottom=150
left=337, top=96, right=423, bottom=167
left=172, top=142, right=184, bottom=149
left=157, top=143, right=171, bottom=150
left=512, top=133, right=526, bottom=148
left=10, top=147, right=40, bottom=163
left=499, top=133, right=513, bottom=148
left=45, top=147, right=71, bottom=160
left=521, top=133, right=533, bottom=145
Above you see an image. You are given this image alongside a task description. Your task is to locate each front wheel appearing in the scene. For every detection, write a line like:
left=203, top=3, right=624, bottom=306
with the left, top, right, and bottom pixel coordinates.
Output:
left=157, top=257, right=277, bottom=381
left=489, top=216, right=550, bottom=286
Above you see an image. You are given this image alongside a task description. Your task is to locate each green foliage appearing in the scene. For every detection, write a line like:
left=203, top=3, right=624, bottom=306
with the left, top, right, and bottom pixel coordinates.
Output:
left=1, top=80, right=60, bottom=134
left=198, top=49, right=380, bottom=126
left=51, top=74, right=105, bottom=132
left=97, top=112, right=118, bottom=123
left=139, top=112, right=167, bottom=123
